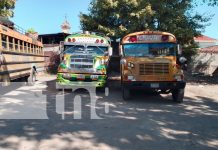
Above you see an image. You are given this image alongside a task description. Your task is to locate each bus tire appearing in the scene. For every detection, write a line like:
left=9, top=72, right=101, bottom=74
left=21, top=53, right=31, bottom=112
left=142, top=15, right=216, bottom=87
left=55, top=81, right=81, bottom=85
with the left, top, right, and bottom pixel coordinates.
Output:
left=122, top=86, right=131, bottom=100
left=2, top=74, right=10, bottom=86
left=172, top=88, right=184, bottom=103
left=96, top=87, right=106, bottom=93
left=56, top=83, right=64, bottom=91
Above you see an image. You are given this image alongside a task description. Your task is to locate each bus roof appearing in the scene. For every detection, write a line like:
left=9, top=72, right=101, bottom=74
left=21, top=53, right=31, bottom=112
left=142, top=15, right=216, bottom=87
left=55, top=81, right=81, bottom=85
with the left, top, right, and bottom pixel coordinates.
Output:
left=121, top=31, right=177, bottom=44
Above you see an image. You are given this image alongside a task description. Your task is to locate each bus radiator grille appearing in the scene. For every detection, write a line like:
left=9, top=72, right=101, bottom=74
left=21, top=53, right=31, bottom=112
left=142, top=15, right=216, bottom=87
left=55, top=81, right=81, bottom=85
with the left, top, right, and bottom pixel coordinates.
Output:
left=139, top=63, right=169, bottom=75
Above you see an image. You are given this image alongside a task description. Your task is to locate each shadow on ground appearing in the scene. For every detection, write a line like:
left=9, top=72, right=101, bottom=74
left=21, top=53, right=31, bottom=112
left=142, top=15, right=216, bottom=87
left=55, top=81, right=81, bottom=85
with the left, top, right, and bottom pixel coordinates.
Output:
left=0, top=80, right=218, bottom=150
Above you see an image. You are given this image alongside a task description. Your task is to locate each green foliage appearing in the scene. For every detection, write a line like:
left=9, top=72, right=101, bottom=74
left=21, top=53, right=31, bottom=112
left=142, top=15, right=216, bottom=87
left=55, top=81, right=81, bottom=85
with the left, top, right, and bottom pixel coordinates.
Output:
left=27, top=28, right=36, bottom=34
left=80, top=0, right=215, bottom=58
left=183, top=43, right=199, bottom=62
left=0, top=0, right=16, bottom=17
left=80, top=0, right=211, bottom=41
left=202, top=0, right=218, bottom=6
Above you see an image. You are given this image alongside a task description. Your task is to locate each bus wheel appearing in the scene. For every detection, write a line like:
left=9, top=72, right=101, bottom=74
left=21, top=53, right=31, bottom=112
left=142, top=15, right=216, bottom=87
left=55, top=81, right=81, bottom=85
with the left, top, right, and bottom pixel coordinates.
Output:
left=2, top=74, right=10, bottom=86
left=122, top=86, right=131, bottom=100
left=96, top=87, right=106, bottom=93
left=172, top=88, right=184, bottom=103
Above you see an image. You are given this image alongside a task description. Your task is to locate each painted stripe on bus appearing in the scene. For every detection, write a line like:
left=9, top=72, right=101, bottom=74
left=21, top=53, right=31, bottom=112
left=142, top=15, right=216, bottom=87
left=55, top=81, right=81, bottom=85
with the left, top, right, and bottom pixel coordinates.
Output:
left=1, top=51, right=47, bottom=57
left=3, top=61, right=44, bottom=65
left=0, top=68, right=31, bottom=75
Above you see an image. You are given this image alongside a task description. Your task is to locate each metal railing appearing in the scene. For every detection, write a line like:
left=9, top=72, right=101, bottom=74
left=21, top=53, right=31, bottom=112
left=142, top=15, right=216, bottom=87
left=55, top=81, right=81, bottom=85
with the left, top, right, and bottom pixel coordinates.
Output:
left=1, top=23, right=40, bottom=41
left=14, top=24, right=26, bottom=35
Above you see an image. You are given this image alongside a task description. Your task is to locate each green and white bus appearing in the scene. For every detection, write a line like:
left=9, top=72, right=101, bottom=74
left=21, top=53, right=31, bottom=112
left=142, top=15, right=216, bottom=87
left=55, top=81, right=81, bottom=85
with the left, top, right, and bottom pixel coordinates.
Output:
left=57, top=32, right=112, bottom=89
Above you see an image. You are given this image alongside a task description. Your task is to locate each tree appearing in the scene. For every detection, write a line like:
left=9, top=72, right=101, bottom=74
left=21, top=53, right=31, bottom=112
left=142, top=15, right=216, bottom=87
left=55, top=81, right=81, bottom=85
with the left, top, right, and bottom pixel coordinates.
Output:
left=80, top=0, right=211, bottom=48
left=0, top=0, right=16, bottom=17
left=27, top=28, right=36, bottom=34
left=203, top=0, right=218, bottom=6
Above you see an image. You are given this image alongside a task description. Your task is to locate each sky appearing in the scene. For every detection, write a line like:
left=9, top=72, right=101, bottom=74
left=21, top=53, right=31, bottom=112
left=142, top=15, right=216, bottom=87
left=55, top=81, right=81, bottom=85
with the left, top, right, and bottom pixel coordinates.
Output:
left=11, top=0, right=218, bottom=39
left=12, top=0, right=90, bottom=34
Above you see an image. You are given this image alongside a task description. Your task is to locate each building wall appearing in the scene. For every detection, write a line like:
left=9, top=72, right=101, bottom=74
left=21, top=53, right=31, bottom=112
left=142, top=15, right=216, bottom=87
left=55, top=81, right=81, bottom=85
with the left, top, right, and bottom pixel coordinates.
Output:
left=193, top=53, right=218, bottom=75
left=196, top=42, right=217, bottom=48
left=43, top=45, right=60, bottom=52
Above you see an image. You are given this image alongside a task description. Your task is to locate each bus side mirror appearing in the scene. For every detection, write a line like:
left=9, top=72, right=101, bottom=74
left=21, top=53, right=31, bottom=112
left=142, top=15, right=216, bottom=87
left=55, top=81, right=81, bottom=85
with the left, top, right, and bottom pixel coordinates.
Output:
left=179, top=57, right=187, bottom=64
left=177, top=44, right=182, bottom=55
left=120, top=46, right=124, bottom=56
left=179, top=56, right=188, bottom=71
left=108, top=47, right=113, bottom=56
left=60, top=54, right=64, bottom=61
left=60, top=41, right=64, bottom=52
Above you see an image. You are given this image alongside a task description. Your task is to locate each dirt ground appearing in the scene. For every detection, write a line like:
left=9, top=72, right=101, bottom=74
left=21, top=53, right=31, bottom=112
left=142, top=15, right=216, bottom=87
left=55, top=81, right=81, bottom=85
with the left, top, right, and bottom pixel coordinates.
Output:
left=0, top=75, right=218, bottom=150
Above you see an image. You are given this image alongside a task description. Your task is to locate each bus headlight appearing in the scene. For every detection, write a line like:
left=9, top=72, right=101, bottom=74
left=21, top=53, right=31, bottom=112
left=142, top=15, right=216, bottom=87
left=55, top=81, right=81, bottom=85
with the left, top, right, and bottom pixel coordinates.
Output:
left=174, top=75, right=184, bottom=81
left=128, top=62, right=135, bottom=68
left=126, top=75, right=136, bottom=81
left=128, top=76, right=134, bottom=80
left=120, top=59, right=127, bottom=65
left=63, top=73, right=71, bottom=79
left=100, top=59, right=105, bottom=65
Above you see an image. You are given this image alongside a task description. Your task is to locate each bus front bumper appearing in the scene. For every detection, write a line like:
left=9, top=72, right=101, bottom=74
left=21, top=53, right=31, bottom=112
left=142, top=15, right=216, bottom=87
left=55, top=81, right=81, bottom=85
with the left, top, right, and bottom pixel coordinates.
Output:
left=122, top=81, right=186, bottom=90
left=57, top=73, right=106, bottom=89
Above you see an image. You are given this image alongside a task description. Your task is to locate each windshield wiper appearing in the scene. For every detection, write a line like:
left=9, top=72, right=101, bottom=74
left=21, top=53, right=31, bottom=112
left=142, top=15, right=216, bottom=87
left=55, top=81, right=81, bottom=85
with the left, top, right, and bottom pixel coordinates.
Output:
left=87, top=46, right=105, bottom=54
left=60, top=45, right=78, bottom=55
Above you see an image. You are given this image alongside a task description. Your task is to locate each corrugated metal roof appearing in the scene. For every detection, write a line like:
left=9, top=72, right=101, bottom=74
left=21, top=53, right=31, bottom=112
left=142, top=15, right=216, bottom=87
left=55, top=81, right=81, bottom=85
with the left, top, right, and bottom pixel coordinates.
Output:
left=194, top=35, right=218, bottom=42
left=200, top=45, right=218, bottom=53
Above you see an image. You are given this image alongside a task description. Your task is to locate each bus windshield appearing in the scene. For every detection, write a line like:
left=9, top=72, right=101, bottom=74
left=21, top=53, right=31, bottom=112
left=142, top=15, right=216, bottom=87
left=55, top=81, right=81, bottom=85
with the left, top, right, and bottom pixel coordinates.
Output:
left=64, top=45, right=107, bottom=56
left=64, top=45, right=85, bottom=54
left=123, top=43, right=177, bottom=57
left=64, top=45, right=85, bottom=53
left=86, top=46, right=108, bottom=56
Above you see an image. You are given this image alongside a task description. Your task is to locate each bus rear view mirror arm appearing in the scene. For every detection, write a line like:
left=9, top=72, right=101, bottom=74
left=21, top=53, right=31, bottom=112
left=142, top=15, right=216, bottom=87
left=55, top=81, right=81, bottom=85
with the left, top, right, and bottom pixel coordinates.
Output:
left=108, top=47, right=113, bottom=56
left=177, top=44, right=182, bottom=55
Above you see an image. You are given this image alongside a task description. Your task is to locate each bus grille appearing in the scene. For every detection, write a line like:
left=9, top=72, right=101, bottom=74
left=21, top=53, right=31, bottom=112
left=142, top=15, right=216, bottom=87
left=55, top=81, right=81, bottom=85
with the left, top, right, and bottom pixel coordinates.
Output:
left=139, top=63, right=169, bottom=75
left=71, top=56, right=94, bottom=69
left=71, top=64, right=93, bottom=69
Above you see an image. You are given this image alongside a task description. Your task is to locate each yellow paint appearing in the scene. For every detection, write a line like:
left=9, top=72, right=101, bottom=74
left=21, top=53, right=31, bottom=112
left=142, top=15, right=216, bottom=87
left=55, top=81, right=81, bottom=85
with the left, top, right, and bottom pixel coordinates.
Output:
left=0, top=24, right=44, bottom=82
left=120, top=31, right=182, bottom=82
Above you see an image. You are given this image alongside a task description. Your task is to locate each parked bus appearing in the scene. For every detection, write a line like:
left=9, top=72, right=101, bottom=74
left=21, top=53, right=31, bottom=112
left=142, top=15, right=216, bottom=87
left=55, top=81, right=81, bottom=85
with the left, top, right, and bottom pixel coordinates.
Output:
left=57, top=32, right=112, bottom=89
left=120, top=31, right=186, bottom=102
left=0, top=23, right=44, bottom=85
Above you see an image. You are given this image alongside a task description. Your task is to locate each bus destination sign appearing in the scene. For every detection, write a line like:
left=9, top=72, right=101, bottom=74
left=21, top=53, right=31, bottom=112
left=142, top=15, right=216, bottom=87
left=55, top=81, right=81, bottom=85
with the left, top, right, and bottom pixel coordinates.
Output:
left=137, top=35, right=162, bottom=42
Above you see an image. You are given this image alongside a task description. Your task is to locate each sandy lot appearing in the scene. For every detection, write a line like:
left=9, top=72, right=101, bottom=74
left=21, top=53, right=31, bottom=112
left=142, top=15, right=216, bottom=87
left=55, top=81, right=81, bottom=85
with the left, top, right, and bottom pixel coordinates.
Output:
left=0, top=75, right=218, bottom=150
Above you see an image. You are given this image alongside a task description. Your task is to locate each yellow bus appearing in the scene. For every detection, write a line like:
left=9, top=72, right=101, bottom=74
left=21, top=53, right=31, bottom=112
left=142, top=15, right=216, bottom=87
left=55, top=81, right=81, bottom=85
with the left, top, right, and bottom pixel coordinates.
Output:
left=120, top=31, right=186, bottom=102
left=0, top=23, right=44, bottom=85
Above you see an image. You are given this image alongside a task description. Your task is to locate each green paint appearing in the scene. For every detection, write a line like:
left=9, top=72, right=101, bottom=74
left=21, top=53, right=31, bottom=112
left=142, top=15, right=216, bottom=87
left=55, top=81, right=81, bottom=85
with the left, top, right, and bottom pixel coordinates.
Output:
left=57, top=33, right=111, bottom=88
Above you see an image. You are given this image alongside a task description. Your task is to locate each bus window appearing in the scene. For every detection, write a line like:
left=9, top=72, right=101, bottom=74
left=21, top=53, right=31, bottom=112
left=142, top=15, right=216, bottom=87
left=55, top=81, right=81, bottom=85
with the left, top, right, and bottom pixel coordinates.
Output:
left=1, top=34, right=7, bottom=50
left=30, top=44, right=33, bottom=54
left=24, top=42, right=27, bottom=53
left=20, top=41, right=23, bottom=52
left=15, top=38, right=19, bottom=51
left=123, top=43, right=177, bottom=57
left=64, top=45, right=85, bottom=54
left=9, top=36, right=13, bottom=51
left=87, top=46, right=108, bottom=56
